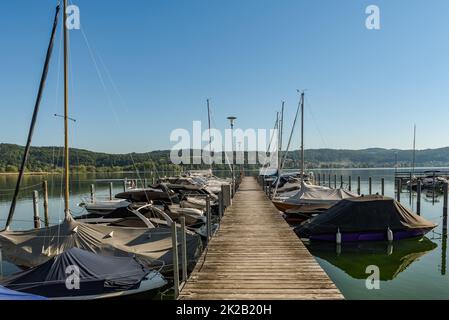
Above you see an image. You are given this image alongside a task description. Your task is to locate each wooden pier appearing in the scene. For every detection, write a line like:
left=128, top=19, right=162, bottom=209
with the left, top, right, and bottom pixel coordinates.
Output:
left=179, top=177, right=343, bottom=300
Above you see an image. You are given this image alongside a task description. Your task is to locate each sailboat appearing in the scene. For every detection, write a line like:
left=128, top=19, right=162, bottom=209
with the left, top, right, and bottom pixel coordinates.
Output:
left=0, top=1, right=201, bottom=277
left=271, top=92, right=358, bottom=216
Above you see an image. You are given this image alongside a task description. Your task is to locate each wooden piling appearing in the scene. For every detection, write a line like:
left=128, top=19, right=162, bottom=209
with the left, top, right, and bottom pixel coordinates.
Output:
left=417, top=179, right=421, bottom=215
left=90, top=184, right=95, bottom=203
left=348, top=176, right=352, bottom=191
left=171, top=222, right=180, bottom=299
left=42, top=181, right=49, bottom=227
left=443, top=182, right=448, bottom=232
left=32, top=190, right=41, bottom=229
left=123, top=179, right=127, bottom=192
left=357, top=176, right=361, bottom=195
left=397, top=179, right=401, bottom=202
left=218, top=189, right=224, bottom=219
left=340, top=175, right=343, bottom=188
left=206, top=196, right=212, bottom=243
left=334, top=175, right=337, bottom=189
left=369, top=177, right=372, bottom=195
left=180, top=216, right=188, bottom=283
left=318, top=173, right=321, bottom=185
left=381, top=178, right=385, bottom=196
left=328, top=174, right=331, bottom=188
left=109, top=182, right=113, bottom=200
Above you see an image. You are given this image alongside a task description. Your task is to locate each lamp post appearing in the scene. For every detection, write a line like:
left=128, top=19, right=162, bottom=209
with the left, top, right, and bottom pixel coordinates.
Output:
left=227, top=116, right=237, bottom=194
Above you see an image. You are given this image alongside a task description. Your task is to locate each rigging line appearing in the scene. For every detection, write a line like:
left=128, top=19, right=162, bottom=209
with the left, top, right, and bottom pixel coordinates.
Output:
left=273, top=95, right=301, bottom=198
left=305, top=95, right=328, bottom=149
left=78, top=25, right=147, bottom=196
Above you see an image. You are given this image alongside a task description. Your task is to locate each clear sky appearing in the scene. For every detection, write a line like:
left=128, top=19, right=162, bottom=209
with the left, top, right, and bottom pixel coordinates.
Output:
left=1, top=0, right=448, bottom=154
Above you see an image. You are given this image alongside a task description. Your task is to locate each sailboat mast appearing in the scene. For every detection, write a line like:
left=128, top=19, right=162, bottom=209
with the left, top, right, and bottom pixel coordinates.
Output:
left=207, top=99, right=212, bottom=171
left=300, top=92, right=305, bottom=179
left=412, top=124, right=416, bottom=175
left=63, top=0, right=70, bottom=218
left=279, top=101, right=284, bottom=172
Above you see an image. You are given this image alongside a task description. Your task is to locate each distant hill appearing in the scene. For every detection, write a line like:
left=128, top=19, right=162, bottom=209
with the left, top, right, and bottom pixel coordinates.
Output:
left=1, top=143, right=449, bottom=173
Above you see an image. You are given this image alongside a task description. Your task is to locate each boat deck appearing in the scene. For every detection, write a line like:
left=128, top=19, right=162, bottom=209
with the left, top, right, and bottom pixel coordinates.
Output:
left=179, top=177, right=343, bottom=300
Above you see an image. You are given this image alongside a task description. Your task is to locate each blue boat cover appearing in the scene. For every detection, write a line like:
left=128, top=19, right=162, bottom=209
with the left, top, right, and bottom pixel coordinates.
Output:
left=0, top=285, right=46, bottom=300
left=0, top=248, right=150, bottom=298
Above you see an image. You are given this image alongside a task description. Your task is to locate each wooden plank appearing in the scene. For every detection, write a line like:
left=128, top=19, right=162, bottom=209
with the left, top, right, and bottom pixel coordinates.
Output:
left=179, top=177, right=344, bottom=300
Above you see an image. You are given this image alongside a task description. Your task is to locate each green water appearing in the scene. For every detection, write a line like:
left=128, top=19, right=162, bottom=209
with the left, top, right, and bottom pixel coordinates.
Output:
left=0, top=168, right=448, bottom=299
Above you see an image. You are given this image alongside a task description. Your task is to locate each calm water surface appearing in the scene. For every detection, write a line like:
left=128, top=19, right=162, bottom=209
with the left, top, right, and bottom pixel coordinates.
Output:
left=0, top=168, right=448, bottom=299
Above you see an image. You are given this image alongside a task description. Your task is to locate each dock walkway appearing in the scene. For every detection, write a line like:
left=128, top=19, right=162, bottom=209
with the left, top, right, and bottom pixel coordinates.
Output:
left=179, top=177, right=343, bottom=300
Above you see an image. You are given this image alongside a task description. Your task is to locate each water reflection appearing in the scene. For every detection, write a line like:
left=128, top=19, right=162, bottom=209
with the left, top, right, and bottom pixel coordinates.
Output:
left=309, top=238, right=437, bottom=281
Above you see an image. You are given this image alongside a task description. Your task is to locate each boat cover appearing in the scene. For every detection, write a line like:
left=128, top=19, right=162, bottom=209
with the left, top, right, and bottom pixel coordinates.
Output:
left=0, top=285, right=46, bottom=300
left=296, top=195, right=437, bottom=237
left=0, top=216, right=202, bottom=272
left=1, top=248, right=151, bottom=298
left=277, top=182, right=358, bottom=204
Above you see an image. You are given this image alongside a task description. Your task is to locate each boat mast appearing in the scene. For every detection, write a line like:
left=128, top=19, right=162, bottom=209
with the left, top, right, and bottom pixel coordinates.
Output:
left=4, top=4, right=61, bottom=230
left=63, top=0, right=70, bottom=218
left=300, top=91, right=305, bottom=180
left=207, top=99, right=212, bottom=171
left=279, top=102, right=284, bottom=173
left=412, top=124, right=416, bottom=176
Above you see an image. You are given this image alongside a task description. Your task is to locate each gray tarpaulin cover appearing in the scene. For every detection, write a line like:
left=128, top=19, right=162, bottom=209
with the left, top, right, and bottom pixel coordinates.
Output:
left=0, top=216, right=202, bottom=272
left=296, top=195, right=437, bottom=236
left=1, top=248, right=152, bottom=298
left=278, top=182, right=358, bottom=204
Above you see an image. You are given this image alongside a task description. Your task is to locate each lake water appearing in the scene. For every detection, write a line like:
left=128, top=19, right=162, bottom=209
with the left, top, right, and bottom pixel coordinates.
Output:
left=0, top=168, right=448, bottom=299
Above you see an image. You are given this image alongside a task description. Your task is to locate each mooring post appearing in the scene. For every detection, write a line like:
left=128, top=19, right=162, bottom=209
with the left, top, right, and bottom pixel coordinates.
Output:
left=42, top=181, right=49, bottom=227
left=318, top=173, right=321, bottom=185
left=381, top=178, right=385, bottom=196
left=334, top=175, right=337, bottom=189
left=32, top=190, right=41, bottom=229
left=180, top=216, right=188, bottom=284
left=0, top=246, right=3, bottom=279
left=90, top=184, right=95, bottom=203
left=397, top=179, right=401, bottom=202
left=206, top=196, right=212, bottom=243
left=328, top=174, right=331, bottom=188
left=109, top=182, right=113, bottom=200
left=417, top=179, right=422, bottom=215
left=123, top=178, right=127, bottom=192
left=348, top=176, right=352, bottom=191
left=443, top=182, right=448, bottom=232
left=340, top=175, right=343, bottom=189
left=357, top=176, right=361, bottom=195
left=369, top=177, right=372, bottom=195
left=219, top=188, right=224, bottom=219
left=171, top=222, right=179, bottom=299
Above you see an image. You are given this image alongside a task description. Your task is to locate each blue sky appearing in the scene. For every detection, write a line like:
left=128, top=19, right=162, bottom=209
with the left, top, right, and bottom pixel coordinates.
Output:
left=0, top=0, right=448, bottom=153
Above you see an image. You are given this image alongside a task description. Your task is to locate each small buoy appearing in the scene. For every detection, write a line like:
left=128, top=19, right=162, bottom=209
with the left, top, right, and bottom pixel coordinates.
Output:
left=336, top=228, right=342, bottom=244
left=387, top=227, right=394, bottom=242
